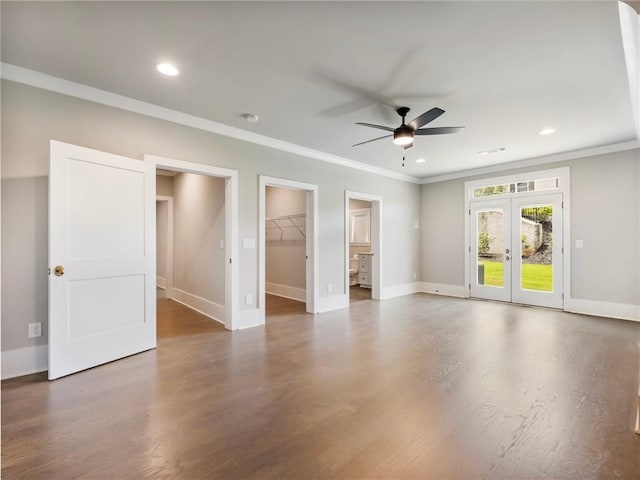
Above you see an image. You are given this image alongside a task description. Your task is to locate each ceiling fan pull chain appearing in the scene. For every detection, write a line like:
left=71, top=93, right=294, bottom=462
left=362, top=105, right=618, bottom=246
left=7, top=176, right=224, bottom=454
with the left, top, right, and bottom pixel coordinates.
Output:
left=402, top=147, right=405, bottom=167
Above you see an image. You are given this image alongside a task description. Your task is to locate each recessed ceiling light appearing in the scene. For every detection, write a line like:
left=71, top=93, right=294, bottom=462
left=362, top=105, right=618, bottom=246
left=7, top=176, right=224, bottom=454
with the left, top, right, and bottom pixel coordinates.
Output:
left=539, top=128, right=555, bottom=135
left=478, top=147, right=506, bottom=155
left=416, top=158, right=426, bottom=163
left=242, top=113, right=259, bottom=123
left=156, top=63, right=179, bottom=76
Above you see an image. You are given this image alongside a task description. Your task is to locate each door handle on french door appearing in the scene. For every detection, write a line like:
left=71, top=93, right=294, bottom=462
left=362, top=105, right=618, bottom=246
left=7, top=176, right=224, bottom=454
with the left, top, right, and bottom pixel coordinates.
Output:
left=505, top=256, right=510, bottom=261
left=505, top=249, right=510, bottom=254
left=54, top=265, right=65, bottom=276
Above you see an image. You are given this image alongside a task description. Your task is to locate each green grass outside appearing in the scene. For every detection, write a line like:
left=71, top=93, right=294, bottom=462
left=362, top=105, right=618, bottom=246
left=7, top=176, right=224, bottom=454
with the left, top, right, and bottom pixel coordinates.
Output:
left=478, top=261, right=552, bottom=292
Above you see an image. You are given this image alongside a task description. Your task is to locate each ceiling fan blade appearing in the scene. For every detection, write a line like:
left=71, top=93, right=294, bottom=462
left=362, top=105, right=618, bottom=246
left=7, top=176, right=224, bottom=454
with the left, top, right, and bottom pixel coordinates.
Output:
left=355, top=122, right=395, bottom=132
left=353, top=134, right=392, bottom=147
left=414, top=126, right=464, bottom=135
left=408, top=107, right=445, bottom=130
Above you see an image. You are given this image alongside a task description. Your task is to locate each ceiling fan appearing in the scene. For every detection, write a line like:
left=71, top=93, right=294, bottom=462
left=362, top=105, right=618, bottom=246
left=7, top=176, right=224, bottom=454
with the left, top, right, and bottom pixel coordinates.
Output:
left=353, top=106, right=464, bottom=149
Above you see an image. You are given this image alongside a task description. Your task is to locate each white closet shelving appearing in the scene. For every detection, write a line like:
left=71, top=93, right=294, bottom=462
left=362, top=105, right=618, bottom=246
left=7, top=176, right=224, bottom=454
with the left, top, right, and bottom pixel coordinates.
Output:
left=266, top=214, right=306, bottom=241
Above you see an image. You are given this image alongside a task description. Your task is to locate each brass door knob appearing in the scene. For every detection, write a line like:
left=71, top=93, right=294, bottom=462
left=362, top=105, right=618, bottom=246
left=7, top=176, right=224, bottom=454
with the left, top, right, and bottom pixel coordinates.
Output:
left=54, top=265, right=65, bottom=277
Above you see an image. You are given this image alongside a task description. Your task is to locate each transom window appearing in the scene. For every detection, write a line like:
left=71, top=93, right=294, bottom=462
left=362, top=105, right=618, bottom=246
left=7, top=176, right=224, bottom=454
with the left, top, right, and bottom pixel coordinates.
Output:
left=473, top=177, right=559, bottom=198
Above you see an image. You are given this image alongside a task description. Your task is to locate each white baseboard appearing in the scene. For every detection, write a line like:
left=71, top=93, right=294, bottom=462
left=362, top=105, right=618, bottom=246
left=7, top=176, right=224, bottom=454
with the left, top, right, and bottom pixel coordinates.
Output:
left=171, top=288, right=225, bottom=325
left=235, top=308, right=263, bottom=330
left=564, top=298, right=640, bottom=322
left=316, top=294, right=349, bottom=313
left=380, top=282, right=421, bottom=299
left=2, top=344, right=48, bottom=380
left=419, top=282, right=469, bottom=298
left=265, top=282, right=306, bottom=302
left=156, top=276, right=167, bottom=289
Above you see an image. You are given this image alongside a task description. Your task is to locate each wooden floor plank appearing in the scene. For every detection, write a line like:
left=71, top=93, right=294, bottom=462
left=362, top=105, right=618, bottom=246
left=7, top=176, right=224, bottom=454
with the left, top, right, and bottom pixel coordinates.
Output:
left=2, top=294, right=639, bottom=479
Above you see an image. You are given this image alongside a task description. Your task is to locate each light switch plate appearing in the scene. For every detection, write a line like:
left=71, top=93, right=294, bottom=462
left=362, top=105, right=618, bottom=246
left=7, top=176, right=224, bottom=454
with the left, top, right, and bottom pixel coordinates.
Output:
left=576, top=240, right=583, bottom=248
left=242, top=239, right=255, bottom=249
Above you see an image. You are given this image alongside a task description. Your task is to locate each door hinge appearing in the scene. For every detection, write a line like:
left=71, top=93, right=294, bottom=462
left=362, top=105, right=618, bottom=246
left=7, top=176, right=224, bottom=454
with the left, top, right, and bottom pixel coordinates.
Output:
left=562, top=293, right=564, bottom=300
left=562, top=201, right=564, bottom=208
left=306, top=255, right=308, bottom=260
left=561, top=247, right=564, bottom=254
left=469, top=246, right=471, bottom=253
left=468, top=209, right=471, bottom=215
left=469, top=284, right=471, bottom=290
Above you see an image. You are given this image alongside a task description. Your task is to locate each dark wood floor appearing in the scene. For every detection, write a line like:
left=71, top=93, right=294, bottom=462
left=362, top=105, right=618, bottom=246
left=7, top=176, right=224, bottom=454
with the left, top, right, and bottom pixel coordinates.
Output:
left=2, top=294, right=639, bottom=479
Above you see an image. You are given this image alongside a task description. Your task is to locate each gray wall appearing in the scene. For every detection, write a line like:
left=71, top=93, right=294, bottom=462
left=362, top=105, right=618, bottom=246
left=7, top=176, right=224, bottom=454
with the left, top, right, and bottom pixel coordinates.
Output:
left=173, top=173, right=226, bottom=305
left=265, top=186, right=306, bottom=290
left=420, top=148, right=640, bottom=305
left=1, top=80, right=420, bottom=351
left=156, top=200, right=168, bottom=281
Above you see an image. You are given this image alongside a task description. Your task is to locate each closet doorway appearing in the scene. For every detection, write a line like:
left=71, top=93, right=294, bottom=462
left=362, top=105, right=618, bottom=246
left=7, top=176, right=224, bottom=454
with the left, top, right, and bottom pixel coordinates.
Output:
left=345, top=191, right=382, bottom=302
left=259, top=176, right=318, bottom=323
left=147, top=155, right=239, bottom=331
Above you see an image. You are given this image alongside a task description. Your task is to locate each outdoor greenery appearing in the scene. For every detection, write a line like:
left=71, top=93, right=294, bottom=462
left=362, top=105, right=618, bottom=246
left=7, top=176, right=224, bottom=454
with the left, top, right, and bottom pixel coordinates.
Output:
left=478, top=232, right=491, bottom=255
left=479, top=261, right=552, bottom=292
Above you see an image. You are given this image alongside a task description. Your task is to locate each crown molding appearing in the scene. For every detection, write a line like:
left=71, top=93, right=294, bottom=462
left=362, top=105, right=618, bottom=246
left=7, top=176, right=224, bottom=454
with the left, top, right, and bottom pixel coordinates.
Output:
left=0, top=62, right=420, bottom=184
left=419, top=140, right=640, bottom=184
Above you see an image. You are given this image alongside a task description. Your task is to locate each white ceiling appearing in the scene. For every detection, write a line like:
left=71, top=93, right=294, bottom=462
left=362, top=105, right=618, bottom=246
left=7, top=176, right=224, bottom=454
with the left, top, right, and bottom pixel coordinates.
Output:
left=1, top=1, right=636, bottom=179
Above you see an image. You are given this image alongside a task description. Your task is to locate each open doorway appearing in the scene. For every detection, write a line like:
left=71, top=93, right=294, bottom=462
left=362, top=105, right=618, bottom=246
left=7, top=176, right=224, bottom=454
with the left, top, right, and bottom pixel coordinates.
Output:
left=259, top=176, right=318, bottom=325
left=345, top=191, right=382, bottom=303
left=155, top=169, right=227, bottom=339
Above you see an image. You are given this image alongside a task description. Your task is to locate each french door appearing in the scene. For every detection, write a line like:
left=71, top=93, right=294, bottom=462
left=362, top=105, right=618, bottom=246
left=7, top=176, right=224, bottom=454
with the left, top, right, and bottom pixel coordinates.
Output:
left=470, top=194, right=563, bottom=308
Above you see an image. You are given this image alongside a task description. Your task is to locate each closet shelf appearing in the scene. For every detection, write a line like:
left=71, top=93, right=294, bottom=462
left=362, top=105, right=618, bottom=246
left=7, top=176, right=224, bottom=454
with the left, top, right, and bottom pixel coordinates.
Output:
left=266, top=214, right=306, bottom=240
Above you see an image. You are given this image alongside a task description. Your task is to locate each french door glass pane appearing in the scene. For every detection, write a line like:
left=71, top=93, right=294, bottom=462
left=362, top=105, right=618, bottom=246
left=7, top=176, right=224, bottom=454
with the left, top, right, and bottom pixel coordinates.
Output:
left=520, top=204, right=553, bottom=292
left=476, top=210, right=504, bottom=287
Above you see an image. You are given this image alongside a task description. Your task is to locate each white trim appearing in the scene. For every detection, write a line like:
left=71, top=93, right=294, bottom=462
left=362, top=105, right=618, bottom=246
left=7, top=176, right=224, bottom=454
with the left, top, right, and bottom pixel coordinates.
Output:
left=1, top=63, right=417, bottom=184
left=259, top=176, right=319, bottom=324
left=145, top=155, right=239, bottom=331
left=156, top=276, right=167, bottom=289
left=2, top=345, right=48, bottom=380
left=265, top=282, right=306, bottom=302
left=170, top=288, right=225, bottom=325
left=235, top=309, right=262, bottom=330
left=420, top=141, right=639, bottom=184
left=316, top=294, right=349, bottom=313
left=155, top=195, right=174, bottom=298
left=564, top=298, right=640, bottom=323
left=345, top=191, right=383, bottom=301
left=419, top=282, right=469, bottom=298
left=380, top=282, right=421, bottom=299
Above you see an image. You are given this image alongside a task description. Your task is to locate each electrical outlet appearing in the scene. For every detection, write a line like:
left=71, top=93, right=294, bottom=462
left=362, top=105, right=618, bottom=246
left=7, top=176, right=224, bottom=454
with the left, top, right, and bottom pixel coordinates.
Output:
left=28, top=322, right=42, bottom=338
left=219, top=239, right=225, bottom=249
left=327, top=283, right=332, bottom=293
left=413, top=272, right=417, bottom=280
left=245, top=294, right=252, bottom=305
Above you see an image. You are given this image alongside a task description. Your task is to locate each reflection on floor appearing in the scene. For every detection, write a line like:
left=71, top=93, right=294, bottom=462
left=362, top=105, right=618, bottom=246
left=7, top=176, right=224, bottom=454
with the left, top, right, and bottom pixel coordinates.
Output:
left=266, top=294, right=306, bottom=317
left=157, top=297, right=225, bottom=339
left=349, top=285, right=371, bottom=302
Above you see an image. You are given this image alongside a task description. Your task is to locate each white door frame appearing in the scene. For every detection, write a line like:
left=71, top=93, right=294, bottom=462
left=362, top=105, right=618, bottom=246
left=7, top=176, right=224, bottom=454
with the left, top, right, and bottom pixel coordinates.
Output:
left=345, top=190, right=382, bottom=300
left=155, top=195, right=174, bottom=299
left=464, top=166, right=570, bottom=308
left=259, top=176, right=318, bottom=321
left=145, top=155, right=239, bottom=331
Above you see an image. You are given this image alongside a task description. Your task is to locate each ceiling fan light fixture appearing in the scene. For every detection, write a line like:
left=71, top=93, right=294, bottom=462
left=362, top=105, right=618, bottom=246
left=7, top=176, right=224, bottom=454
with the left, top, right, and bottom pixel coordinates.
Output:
left=393, top=126, right=414, bottom=146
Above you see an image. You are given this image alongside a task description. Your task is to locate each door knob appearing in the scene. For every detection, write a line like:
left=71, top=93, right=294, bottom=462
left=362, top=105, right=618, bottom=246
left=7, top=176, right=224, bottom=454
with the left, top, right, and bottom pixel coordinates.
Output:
left=54, top=265, right=65, bottom=277
left=505, top=256, right=510, bottom=261
left=505, top=248, right=510, bottom=254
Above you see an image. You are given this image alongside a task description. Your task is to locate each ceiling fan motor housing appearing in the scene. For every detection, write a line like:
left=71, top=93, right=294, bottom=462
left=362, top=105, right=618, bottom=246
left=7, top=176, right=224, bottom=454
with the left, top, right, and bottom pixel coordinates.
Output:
left=393, top=124, right=414, bottom=146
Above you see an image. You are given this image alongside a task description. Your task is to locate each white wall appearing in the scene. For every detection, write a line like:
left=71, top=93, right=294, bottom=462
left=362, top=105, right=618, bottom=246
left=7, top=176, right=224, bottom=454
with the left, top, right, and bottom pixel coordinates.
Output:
left=1, top=79, right=421, bottom=352
left=420, top=148, right=640, bottom=307
left=265, top=186, right=306, bottom=297
left=172, top=172, right=226, bottom=306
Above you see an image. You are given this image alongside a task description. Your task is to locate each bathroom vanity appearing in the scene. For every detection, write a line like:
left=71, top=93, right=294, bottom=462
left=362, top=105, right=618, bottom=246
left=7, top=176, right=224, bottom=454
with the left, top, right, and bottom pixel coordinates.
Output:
left=357, top=253, right=373, bottom=288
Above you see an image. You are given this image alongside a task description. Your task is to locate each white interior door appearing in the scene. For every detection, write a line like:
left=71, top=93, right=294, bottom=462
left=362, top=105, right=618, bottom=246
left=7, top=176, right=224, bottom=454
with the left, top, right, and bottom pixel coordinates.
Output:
left=469, top=200, right=512, bottom=302
left=470, top=194, right=563, bottom=309
left=49, top=141, right=156, bottom=379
